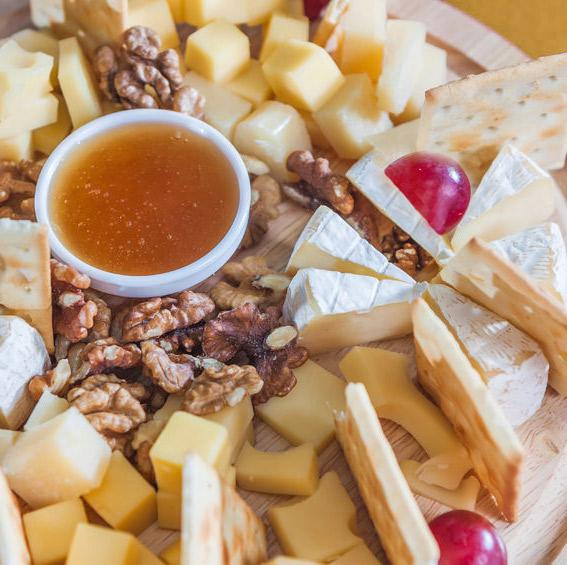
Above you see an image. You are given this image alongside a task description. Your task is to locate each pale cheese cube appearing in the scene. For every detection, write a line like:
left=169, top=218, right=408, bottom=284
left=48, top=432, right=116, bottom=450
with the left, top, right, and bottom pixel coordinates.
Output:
left=2, top=407, right=111, bottom=508
left=185, top=20, right=250, bottom=84
left=67, top=524, right=138, bottom=565
left=0, top=430, right=20, bottom=462
left=0, top=132, right=33, bottom=161
left=259, top=11, right=309, bottom=62
left=183, top=0, right=250, bottom=26
left=233, top=100, right=311, bottom=182
left=24, top=390, right=69, bottom=430
left=33, top=93, right=73, bottom=155
left=11, top=28, right=59, bottom=88
left=376, top=20, right=427, bottom=115
left=263, top=40, right=345, bottom=112
left=0, top=94, right=59, bottom=139
left=128, top=0, right=179, bottom=49
left=247, top=0, right=286, bottom=25
left=299, top=111, right=331, bottom=149
left=314, top=74, right=392, bottom=159
left=156, top=489, right=181, bottom=530
left=227, top=60, right=273, bottom=107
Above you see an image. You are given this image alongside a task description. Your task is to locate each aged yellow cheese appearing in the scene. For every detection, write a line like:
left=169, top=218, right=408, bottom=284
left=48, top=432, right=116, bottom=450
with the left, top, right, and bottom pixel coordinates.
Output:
left=0, top=430, right=20, bottom=462
left=183, top=0, right=251, bottom=26
left=165, top=0, right=183, bottom=22
left=300, top=111, right=331, bottom=149
left=33, top=93, right=72, bottom=155
left=156, top=489, right=181, bottom=530
left=11, top=28, right=59, bottom=87
left=247, top=0, right=286, bottom=25
left=23, top=498, right=87, bottom=565
left=233, top=100, right=311, bottom=182
left=263, top=40, right=345, bottom=112
left=256, top=360, right=345, bottom=452
left=136, top=541, right=164, bottom=565
left=160, top=539, right=180, bottom=565
left=227, top=60, right=273, bottom=107
left=260, top=11, right=309, bottom=62
left=0, top=469, right=29, bottom=565
left=284, top=0, right=304, bottom=17
left=332, top=544, right=381, bottom=565
left=0, top=132, right=32, bottom=161
left=58, top=37, right=103, bottom=128
left=0, top=94, right=58, bottom=139
left=24, top=390, right=69, bottom=430
left=149, top=411, right=230, bottom=495
left=314, top=74, right=392, bottom=159
left=235, top=442, right=319, bottom=496
left=268, top=472, right=361, bottom=562
left=128, top=0, right=179, bottom=49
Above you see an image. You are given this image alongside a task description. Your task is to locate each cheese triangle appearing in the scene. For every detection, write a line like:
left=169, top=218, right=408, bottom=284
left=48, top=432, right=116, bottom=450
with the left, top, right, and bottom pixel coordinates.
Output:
left=0, top=469, right=30, bottom=565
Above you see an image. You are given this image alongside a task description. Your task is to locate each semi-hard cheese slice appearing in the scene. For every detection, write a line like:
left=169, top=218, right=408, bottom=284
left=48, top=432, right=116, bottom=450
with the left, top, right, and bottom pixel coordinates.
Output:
left=427, top=284, right=548, bottom=426
left=335, top=383, right=440, bottom=565
left=440, top=237, right=567, bottom=396
left=283, top=269, right=425, bottom=354
left=0, top=469, right=30, bottom=565
left=286, top=205, right=414, bottom=282
left=412, top=299, right=524, bottom=521
left=451, top=144, right=556, bottom=252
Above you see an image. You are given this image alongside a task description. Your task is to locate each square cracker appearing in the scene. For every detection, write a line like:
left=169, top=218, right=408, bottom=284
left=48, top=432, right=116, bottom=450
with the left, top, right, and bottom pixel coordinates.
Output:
left=417, top=53, right=567, bottom=177
left=0, top=469, right=30, bottom=565
left=335, top=383, right=440, bottom=565
left=440, top=237, right=567, bottom=396
left=412, top=298, right=524, bottom=521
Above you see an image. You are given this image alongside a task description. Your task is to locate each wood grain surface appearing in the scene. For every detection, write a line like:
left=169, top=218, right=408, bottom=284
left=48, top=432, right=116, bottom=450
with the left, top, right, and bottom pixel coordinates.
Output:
left=2, top=2, right=567, bottom=564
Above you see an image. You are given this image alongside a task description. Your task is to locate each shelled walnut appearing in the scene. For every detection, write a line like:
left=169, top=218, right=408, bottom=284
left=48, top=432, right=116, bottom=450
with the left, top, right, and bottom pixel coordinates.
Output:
left=141, top=341, right=196, bottom=393
left=0, top=159, right=44, bottom=220
left=28, top=359, right=72, bottom=401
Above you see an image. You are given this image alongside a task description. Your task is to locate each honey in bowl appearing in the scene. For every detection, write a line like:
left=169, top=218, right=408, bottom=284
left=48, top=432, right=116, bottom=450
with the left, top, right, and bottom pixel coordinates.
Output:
left=50, top=123, right=240, bottom=276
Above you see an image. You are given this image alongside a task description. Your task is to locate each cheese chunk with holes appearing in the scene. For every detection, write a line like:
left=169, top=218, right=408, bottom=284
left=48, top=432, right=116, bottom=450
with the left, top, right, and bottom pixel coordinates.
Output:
left=160, top=540, right=180, bottom=565
left=33, top=94, right=72, bottom=155
left=58, top=37, right=102, bottom=128
left=283, top=269, right=424, bottom=354
left=234, top=101, right=311, bottom=182
left=24, top=390, right=69, bottom=430
left=185, top=20, right=250, bottom=84
left=0, top=469, right=29, bottom=565
left=0, top=132, right=32, bottom=161
left=268, top=472, right=362, bottom=562
left=332, top=544, right=381, bottom=565
left=227, top=60, right=273, bottom=107
left=260, top=12, right=309, bottom=62
left=150, top=411, right=230, bottom=495
left=0, top=430, right=20, bottom=462
left=263, top=40, right=345, bottom=112
left=3, top=408, right=111, bottom=508
left=0, top=94, right=58, bottom=139
left=128, top=0, right=179, bottom=49
left=256, top=360, right=345, bottom=452
left=11, top=29, right=59, bottom=87
left=339, top=347, right=472, bottom=489
left=184, top=71, right=252, bottom=139
left=23, top=498, right=87, bottom=565
left=156, top=489, right=181, bottom=530
left=314, top=74, right=392, bottom=159
left=236, top=443, right=318, bottom=496
left=67, top=524, right=138, bottom=565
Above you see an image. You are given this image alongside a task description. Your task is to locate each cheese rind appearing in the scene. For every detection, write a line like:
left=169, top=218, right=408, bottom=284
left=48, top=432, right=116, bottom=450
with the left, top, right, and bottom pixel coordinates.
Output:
left=24, top=390, right=69, bottom=430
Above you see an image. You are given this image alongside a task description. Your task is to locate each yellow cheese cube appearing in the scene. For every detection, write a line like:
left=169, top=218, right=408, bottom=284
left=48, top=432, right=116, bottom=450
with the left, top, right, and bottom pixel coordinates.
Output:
left=136, top=541, right=164, bottom=565
left=149, top=411, right=230, bottom=495
left=256, top=360, right=345, bottom=452
left=268, top=472, right=361, bottom=562
left=67, top=524, right=138, bottom=565
left=0, top=94, right=58, bottom=138
left=84, top=451, right=157, bottom=535
left=0, top=132, right=33, bottom=161
left=184, top=71, right=252, bottom=139
left=58, top=37, right=103, bottom=129
left=2, top=407, right=111, bottom=508
left=128, top=0, right=179, bottom=49
left=0, top=429, right=20, bottom=462
left=33, top=93, right=72, bottom=155
left=314, top=74, right=392, bottom=159
left=24, top=390, right=69, bottom=430
left=233, top=100, right=311, bottom=182
left=263, top=40, right=345, bottom=112
left=247, top=0, right=286, bottom=25
left=23, top=498, right=87, bottom=565
left=225, top=465, right=236, bottom=487
left=299, top=111, right=330, bottom=149
left=260, top=12, right=309, bottom=62
left=160, top=540, right=180, bottom=565
left=332, top=544, right=381, bottom=565
left=284, top=0, right=305, bottom=17
left=166, top=0, right=184, bottom=22
left=156, top=489, right=181, bottom=530
left=11, top=28, right=59, bottom=87
left=183, top=0, right=249, bottom=26
left=227, top=60, right=273, bottom=107
left=185, top=20, right=250, bottom=84
left=235, top=442, right=319, bottom=496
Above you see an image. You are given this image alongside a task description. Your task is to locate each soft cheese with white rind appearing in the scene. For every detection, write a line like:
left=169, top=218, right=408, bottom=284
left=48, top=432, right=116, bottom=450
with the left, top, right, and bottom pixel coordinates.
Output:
left=427, top=284, right=548, bottom=426
left=286, top=205, right=414, bottom=282
left=283, top=269, right=425, bottom=354
left=451, top=144, right=556, bottom=251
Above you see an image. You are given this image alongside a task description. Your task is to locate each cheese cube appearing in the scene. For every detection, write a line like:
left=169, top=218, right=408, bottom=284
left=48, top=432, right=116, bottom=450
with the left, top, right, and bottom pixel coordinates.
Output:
left=67, top=524, right=138, bottom=565
left=183, top=0, right=249, bottom=26
left=58, top=37, right=103, bottom=129
left=332, top=544, right=381, bottom=565
left=300, top=111, right=330, bottom=149
left=0, top=430, right=20, bottom=462
left=166, top=0, right=184, bottom=22
left=11, top=28, right=59, bottom=87
left=268, top=472, right=362, bottom=562
left=0, top=132, right=32, bottom=161
left=83, top=451, right=157, bottom=535
left=2, top=407, right=111, bottom=508
left=160, top=540, right=180, bottom=565
left=247, top=0, right=286, bottom=25
left=149, top=411, right=230, bottom=495
left=376, top=20, right=427, bottom=115
left=235, top=443, right=319, bottom=496
left=24, top=390, right=69, bottom=430
left=156, top=489, right=181, bottom=530
left=263, top=40, right=345, bottom=112
left=227, top=60, right=273, bottom=107
left=314, top=74, right=392, bottom=159
left=33, top=93, right=73, bottom=155
left=256, top=360, right=345, bottom=452
left=23, top=498, right=87, bottom=565
left=0, top=94, right=59, bottom=139
left=233, top=100, right=312, bottom=182
left=185, top=20, right=250, bottom=84
left=184, top=71, right=252, bottom=139
left=284, top=0, right=304, bottom=17
left=136, top=542, right=164, bottom=565
left=260, top=12, right=309, bottom=62
left=128, top=0, right=179, bottom=49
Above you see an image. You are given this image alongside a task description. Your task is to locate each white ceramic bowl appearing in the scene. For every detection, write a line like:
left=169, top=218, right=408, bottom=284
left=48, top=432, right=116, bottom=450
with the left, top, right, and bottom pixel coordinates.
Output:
left=35, top=109, right=251, bottom=298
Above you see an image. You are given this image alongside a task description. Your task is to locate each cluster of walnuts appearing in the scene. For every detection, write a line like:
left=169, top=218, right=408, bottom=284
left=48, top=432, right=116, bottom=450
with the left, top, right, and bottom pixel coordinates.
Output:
left=0, top=159, right=44, bottom=221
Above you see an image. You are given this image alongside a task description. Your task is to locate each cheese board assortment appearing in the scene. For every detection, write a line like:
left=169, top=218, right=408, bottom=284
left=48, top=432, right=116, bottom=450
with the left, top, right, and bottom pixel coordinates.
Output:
left=0, top=0, right=567, bottom=564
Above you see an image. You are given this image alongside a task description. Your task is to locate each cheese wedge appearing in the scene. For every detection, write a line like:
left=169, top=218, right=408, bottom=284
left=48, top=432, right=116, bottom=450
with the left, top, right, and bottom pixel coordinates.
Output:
left=286, top=206, right=414, bottom=282
left=335, top=384, right=440, bottom=565
left=0, top=469, right=30, bottom=565
left=283, top=269, right=425, bottom=354
left=367, top=119, right=419, bottom=161
left=412, top=299, right=524, bottom=521
left=451, top=144, right=556, bottom=251
left=440, top=237, right=567, bottom=396
left=426, top=284, right=548, bottom=426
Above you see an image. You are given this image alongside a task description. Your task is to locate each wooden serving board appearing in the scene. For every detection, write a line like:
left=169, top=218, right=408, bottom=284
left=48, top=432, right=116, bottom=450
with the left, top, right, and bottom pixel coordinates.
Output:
left=3, top=1, right=567, bottom=563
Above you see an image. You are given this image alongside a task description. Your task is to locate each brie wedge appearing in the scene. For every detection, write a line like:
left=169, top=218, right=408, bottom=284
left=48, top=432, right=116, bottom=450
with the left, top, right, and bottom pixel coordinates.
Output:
left=427, top=284, right=548, bottom=426
left=451, top=144, right=556, bottom=252
left=283, top=269, right=425, bottom=354
left=287, top=205, right=414, bottom=283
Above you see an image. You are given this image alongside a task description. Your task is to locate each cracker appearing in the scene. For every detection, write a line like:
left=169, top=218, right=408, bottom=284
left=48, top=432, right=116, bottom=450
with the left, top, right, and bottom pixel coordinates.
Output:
left=413, top=298, right=524, bottom=521
left=0, top=305, right=54, bottom=354
left=417, top=53, right=567, bottom=177
left=335, top=383, right=440, bottom=565
left=0, top=469, right=30, bottom=565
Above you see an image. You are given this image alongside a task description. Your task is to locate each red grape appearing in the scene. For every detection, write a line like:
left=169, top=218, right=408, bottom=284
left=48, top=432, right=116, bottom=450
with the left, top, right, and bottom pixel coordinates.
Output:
left=304, top=0, right=330, bottom=20
left=430, top=510, right=507, bottom=565
left=384, top=152, right=471, bottom=235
